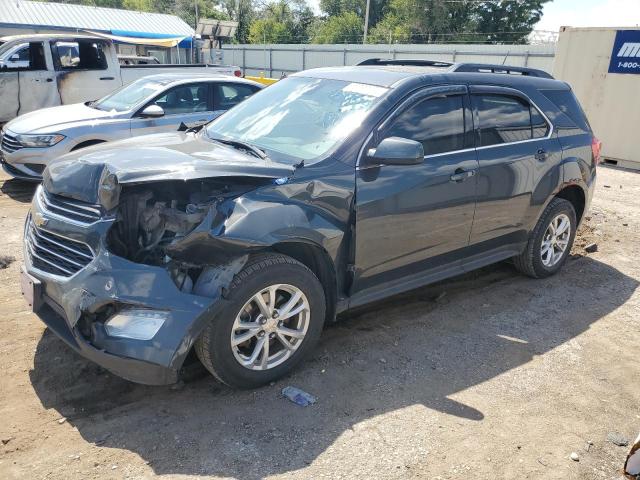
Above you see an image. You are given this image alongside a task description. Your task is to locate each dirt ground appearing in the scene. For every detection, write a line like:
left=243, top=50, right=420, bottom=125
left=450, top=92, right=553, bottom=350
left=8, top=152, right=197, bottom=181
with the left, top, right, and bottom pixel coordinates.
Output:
left=0, top=166, right=638, bottom=480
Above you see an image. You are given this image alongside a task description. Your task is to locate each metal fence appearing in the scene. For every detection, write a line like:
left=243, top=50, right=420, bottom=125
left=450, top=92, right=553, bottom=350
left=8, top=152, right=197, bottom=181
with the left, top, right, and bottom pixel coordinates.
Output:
left=220, top=43, right=557, bottom=77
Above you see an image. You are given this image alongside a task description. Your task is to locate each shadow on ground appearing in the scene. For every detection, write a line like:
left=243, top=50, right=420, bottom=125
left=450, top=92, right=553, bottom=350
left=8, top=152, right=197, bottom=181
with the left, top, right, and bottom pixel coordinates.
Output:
left=0, top=178, right=38, bottom=203
left=29, top=256, right=638, bottom=478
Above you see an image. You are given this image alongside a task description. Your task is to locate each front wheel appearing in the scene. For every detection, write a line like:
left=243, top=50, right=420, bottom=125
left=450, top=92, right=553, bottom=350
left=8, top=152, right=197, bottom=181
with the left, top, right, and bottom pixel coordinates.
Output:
left=194, top=253, right=326, bottom=388
left=514, top=197, right=577, bottom=278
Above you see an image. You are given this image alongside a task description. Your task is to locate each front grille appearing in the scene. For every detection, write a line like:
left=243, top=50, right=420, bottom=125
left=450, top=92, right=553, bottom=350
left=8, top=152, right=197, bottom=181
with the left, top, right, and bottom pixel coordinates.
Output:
left=39, top=188, right=102, bottom=224
left=1, top=132, right=23, bottom=153
left=26, top=221, right=94, bottom=277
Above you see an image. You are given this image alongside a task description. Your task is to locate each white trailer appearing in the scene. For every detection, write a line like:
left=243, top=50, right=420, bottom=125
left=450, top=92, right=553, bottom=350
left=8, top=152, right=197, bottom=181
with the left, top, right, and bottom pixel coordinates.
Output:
left=553, top=27, right=640, bottom=169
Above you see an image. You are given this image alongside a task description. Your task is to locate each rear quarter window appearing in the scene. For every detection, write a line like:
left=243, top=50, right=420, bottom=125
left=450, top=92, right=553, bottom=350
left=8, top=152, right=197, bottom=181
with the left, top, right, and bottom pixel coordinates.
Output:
left=541, top=89, right=591, bottom=132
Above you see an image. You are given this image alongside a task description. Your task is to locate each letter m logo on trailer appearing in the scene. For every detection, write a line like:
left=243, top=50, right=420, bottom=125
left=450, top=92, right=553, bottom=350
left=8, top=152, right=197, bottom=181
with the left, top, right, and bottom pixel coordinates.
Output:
left=609, top=30, right=640, bottom=74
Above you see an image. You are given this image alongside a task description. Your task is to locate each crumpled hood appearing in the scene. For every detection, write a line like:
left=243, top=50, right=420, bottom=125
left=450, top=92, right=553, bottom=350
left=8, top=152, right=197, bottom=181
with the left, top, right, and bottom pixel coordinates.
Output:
left=43, top=132, right=296, bottom=205
left=5, top=103, right=124, bottom=134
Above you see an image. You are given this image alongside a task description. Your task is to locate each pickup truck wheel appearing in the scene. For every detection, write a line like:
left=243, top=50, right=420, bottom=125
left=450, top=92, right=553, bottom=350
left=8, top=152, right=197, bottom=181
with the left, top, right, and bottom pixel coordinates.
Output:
left=514, top=197, right=577, bottom=278
left=194, top=253, right=326, bottom=388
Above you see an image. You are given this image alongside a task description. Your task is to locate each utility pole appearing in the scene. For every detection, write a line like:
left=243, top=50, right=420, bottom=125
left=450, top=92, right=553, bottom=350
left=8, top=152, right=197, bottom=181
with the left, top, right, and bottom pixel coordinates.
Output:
left=363, top=0, right=370, bottom=44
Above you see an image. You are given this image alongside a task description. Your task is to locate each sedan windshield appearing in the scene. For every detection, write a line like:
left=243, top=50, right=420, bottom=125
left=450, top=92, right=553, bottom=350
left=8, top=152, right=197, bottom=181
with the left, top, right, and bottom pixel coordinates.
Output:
left=93, top=78, right=168, bottom=112
left=205, top=76, right=388, bottom=164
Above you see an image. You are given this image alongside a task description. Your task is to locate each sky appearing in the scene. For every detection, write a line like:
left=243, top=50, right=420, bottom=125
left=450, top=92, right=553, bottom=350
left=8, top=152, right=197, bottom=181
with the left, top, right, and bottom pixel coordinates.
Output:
left=306, top=0, right=640, bottom=32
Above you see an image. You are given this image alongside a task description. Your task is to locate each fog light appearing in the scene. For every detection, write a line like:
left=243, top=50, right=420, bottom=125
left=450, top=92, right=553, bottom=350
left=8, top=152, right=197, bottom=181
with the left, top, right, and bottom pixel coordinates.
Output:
left=104, top=309, right=168, bottom=340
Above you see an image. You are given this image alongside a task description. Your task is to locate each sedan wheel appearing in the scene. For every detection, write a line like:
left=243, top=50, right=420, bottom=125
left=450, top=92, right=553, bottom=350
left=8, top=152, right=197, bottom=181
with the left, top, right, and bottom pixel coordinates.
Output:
left=540, top=213, right=571, bottom=267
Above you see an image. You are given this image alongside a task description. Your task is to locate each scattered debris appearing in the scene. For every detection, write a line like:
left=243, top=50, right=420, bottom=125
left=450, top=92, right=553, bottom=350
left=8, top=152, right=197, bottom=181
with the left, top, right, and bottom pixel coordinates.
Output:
left=537, top=458, right=548, bottom=467
left=379, top=358, right=387, bottom=364
left=570, top=452, right=580, bottom=462
left=0, top=255, right=15, bottom=269
left=282, top=386, right=316, bottom=407
left=585, top=243, right=598, bottom=253
left=57, top=417, right=67, bottom=425
left=434, top=291, right=447, bottom=303
left=608, top=432, right=630, bottom=447
left=1, top=437, right=13, bottom=445
left=603, top=185, right=611, bottom=188
left=625, top=433, right=640, bottom=479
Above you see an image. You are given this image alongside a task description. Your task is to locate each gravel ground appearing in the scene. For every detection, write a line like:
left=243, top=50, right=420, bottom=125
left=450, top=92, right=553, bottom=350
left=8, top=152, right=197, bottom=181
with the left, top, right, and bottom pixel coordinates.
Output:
left=0, top=166, right=638, bottom=480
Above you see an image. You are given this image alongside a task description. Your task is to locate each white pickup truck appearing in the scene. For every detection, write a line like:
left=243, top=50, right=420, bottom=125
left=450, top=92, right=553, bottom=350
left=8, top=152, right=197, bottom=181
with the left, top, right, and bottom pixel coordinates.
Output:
left=0, top=33, right=241, bottom=124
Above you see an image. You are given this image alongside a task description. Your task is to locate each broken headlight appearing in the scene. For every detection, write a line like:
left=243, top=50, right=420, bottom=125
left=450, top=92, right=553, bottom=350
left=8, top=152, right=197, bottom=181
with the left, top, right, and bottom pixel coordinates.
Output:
left=104, top=309, right=168, bottom=340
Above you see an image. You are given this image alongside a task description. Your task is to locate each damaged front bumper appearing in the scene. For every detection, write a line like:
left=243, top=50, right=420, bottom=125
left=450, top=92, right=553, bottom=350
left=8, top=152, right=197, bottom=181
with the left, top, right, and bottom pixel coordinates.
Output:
left=21, top=191, right=224, bottom=385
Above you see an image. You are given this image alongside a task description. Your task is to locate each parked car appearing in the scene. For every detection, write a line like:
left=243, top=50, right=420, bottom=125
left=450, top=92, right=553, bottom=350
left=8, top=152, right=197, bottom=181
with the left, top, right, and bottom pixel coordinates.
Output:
left=0, top=34, right=243, bottom=125
left=20, top=62, right=598, bottom=388
left=0, top=73, right=262, bottom=180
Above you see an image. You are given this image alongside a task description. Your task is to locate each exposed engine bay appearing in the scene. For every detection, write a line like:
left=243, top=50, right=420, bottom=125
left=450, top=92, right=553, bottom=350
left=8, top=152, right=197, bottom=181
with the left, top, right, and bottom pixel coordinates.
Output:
left=107, top=178, right=265, bottom=268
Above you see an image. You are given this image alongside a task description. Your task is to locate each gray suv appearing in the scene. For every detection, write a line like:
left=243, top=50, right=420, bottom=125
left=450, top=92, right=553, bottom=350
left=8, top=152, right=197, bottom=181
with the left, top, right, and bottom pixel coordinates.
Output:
left=20, top=61, right=598, bottom=388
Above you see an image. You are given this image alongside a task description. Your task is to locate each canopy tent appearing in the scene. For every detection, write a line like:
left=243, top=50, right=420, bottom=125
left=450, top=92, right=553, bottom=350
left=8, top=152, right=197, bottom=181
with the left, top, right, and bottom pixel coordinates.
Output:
left=84, top=30, right=192, bottom=48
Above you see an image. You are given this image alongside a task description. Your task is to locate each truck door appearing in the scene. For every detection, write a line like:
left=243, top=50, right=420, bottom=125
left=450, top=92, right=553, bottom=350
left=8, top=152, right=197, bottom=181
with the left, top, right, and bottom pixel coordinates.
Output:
left=51, top=39, right=120, bottom=104
left=0, top=41, right=60, bottom=122
left=352, top=85, right=479, bottom=296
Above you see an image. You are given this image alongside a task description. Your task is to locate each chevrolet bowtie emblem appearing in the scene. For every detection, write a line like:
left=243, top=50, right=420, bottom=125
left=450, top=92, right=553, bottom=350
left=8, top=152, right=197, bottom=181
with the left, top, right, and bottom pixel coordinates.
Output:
left=33, top=212, right=48, bottom=228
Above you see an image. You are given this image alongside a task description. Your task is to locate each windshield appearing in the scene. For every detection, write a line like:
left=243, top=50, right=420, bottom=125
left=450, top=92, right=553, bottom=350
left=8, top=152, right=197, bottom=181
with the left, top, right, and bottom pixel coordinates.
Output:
left=93, top=78, right=168, bottom=112
left=205, top=76, right=388, bottom=164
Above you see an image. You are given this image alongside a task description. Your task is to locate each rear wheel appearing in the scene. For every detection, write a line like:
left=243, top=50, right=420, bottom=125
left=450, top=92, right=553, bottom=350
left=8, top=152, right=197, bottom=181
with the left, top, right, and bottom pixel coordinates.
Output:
left=514, top=197, right=577, bottom=278
left=194, top=253, right=325, bottom=388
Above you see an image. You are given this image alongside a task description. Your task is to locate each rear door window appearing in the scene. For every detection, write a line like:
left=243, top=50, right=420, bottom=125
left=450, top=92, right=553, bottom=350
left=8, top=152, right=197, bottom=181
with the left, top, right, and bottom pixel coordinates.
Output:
left=52, top=40, right=108, bottom=70
left=1, top=42, right=47, bottom=71
left=473, top=94, right=550, bottom=147
left=384, top=95, right=471, bottom=156
left=214, top=83, right=260, bottom=110
left=151, top=83, right=210, bottom=115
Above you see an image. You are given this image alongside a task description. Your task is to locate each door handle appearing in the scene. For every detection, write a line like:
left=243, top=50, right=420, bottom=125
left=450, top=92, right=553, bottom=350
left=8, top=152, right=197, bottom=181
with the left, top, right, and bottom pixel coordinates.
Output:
left=99, top=76, right=115, bottom=81
left=450, top=168, right=476, bottom=183
left=535, top=148, right=548, bottom=161
left=46, top=78, right=53, bottom=82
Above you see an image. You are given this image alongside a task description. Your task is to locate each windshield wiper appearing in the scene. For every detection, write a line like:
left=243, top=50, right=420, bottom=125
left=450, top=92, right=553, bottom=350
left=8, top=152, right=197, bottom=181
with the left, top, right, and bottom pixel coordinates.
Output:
left=210, top=137, right=268, bottom=160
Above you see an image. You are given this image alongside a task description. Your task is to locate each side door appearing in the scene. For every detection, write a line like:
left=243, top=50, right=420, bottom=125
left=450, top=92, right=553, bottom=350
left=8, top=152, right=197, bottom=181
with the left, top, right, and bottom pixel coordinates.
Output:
left=468, top=86, right=560, bottom=248
left=12, top=42, right=61, bottom=119
left=51, top=39, right=120, bottom=104
left=352, top=85, right=479, bottom=295
left=212, top=82, right=261, bottom=118
left=130, top=82, right=213, bottom=136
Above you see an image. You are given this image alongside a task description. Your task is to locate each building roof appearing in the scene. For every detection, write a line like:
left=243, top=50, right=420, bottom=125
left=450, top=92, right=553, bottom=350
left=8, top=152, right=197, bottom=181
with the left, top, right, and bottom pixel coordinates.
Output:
left=0, top=0, right=194, bottom=37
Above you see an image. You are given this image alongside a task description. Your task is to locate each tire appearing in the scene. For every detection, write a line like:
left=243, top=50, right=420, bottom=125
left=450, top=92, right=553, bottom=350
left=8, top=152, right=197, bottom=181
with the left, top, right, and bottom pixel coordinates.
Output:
left=194, top=253, right=326, bottom=388
left=514, top=197, right=577, bottom=279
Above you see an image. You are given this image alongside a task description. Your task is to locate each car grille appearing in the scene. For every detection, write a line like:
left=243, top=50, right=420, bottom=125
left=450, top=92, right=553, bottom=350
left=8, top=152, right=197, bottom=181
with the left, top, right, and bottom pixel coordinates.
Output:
left=39, top=188, right=102, bottom=224
left=25, top=220, right=94, bottom=277
left=1, top=132, right=23, bottom=153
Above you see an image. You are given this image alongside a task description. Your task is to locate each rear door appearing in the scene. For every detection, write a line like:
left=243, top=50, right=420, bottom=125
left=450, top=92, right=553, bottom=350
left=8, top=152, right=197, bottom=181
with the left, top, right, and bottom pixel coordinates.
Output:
left=130, top=82, right=213, bottom=135
left=468, top=86, right=561, bottom=248
left=16, top=41, right=60, bottom=116
left=51, top=39, right=120, bottom=104
left=352, top=85, right=478, bottom=295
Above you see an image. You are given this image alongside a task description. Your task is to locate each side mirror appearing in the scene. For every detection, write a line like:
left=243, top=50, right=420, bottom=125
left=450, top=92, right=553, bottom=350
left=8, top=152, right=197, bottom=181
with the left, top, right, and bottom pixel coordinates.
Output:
left=140, top=105, right=165, bottom=118
left=367, top=137, right=424, bottom=166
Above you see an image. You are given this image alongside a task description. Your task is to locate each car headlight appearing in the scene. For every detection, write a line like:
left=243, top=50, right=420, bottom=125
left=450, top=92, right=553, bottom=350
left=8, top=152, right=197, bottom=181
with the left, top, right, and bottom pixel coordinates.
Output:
left=16, top=133, right=65, bottom=148
left=104, top=309, right=168, bottom=340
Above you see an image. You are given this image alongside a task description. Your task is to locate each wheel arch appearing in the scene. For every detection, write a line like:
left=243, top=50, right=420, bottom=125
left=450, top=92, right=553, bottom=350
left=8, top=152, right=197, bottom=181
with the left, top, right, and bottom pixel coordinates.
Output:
left=270, top=240, right=338, bottom=324
left=70, top=139, right=106, bottom=151
left=555, top=184, right=586, bottom=225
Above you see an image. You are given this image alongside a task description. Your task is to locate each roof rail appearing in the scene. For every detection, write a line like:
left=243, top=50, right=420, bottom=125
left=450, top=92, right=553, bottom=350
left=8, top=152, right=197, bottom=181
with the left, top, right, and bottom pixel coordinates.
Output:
left=356, top=58, right=553, bottom=79
left=451, top=63, right=553, bottom=79
left=356, top=58, right=454, bottom=68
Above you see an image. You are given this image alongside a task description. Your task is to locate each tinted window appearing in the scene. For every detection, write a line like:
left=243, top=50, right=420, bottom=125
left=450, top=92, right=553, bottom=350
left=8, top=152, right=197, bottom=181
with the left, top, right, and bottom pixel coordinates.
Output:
left=474, top=94, right=550, bottom=146
left=385, top=95, right=468, bottom=156
left=541, top=89, right=591, bottom=132
left=53, top=41, right=107, bottom=70
left=214, top=83, right=259, bottom=110
left=531, top=106, right=549, bottom=139
left=152, top=84, right=210, bottom=114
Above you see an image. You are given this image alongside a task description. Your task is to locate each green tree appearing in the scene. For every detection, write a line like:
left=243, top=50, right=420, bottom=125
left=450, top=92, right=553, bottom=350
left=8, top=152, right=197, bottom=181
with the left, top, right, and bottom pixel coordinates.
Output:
left=248, top=0, right=314, bottom=44
left=471, top=0, right=549, bottom=44
left=311, top=11, right=362, bottom=43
